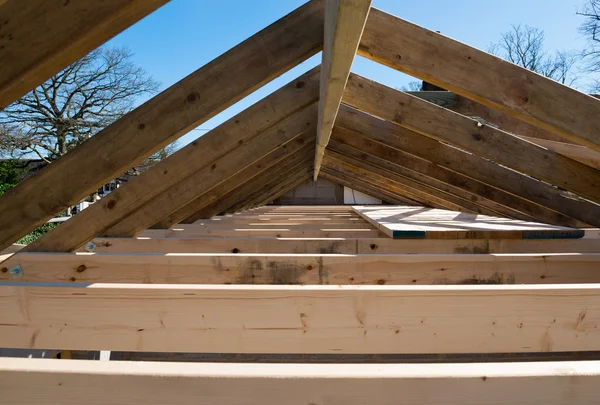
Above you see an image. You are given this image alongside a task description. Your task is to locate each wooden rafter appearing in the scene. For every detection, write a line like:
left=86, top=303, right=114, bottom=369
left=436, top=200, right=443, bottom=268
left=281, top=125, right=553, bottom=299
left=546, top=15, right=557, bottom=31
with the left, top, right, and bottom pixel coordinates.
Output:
left=0, top=0, right=168, bottom=109
left=320, top=170, right=411, bottom=204
left=187, top=149, right=314, bottom=221
left=152, top=142, right=315, bottom=229
left=359, top=8, right=600, bottom=151
left=313, top=0, right=372, bottom=180
left=336, top=104, right=598, bottom=228
left=102, top=107, right=316, bottom=237
left=329, top=127, right=544, bottom=222
left=0, top=0, right=325, bottom=252
left=327, top=142, right=529, bottom=219
left=343, top=73, right=600, bottom=204
left=323, top=152, right=483, bottom=213
left=21, top=67, right=321, bottom=252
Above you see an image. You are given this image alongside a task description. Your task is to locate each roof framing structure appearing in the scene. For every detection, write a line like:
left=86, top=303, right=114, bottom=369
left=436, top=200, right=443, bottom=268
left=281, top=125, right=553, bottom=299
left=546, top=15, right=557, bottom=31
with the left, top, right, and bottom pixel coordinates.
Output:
left=2, top=0, right=600, bottom=402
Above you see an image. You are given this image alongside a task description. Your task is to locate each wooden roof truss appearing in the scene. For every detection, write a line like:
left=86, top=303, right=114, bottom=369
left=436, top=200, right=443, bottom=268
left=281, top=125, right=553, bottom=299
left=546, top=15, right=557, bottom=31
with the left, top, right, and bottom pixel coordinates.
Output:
left=1, top=0, right=600, bottom=402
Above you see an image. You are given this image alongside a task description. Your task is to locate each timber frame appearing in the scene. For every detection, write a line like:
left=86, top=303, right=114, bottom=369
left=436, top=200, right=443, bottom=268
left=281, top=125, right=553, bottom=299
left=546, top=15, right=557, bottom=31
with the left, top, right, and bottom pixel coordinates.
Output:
left=2, top=1, right=600, bottom=403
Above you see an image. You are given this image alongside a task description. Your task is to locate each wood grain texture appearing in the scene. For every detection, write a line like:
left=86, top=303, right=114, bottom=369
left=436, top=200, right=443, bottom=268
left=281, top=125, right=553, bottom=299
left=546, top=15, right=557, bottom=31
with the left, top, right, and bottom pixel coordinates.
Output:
left=26, top=74, right=320, bottom=251
left=343, top=73, right=600, bottom=204
left=323, top=157, right=452, bottom=211
left=0, top=0, right=168, bottom=109
left=335, top=105, right=597, bottom=228
left=325, top=149, right=510, bottom=217
left=155, top=143, right=315, bottom=228
left=81, top=236, right=600, bottom=254
left=320, top=170, right=415, bottom=205
left=3, top=252, right=600, bottom=285
left=329, top=127, right=541, bottom=222
left=103, top=106, right=317, bottom=237
left=314, top=0, right=372, bottom=179
left=354, top=206, right=585, bottom=240
left=3, top=358, right=600, bottom=405
left=359, top=8, right=600, bottom=151
left=0, top=0, right=325, bottom=252
left=1, top=283, right=600, bottom=353
left=182, top=151, right=314, bottom=222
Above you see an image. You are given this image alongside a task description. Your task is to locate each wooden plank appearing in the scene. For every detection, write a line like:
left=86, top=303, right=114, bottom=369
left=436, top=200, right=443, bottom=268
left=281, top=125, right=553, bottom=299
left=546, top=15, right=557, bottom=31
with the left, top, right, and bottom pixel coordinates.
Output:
left=85, top=236, right=600, bottom=254
left=336, top=105, right=598, bottom=228
left=415, top=91, right=568, bottom=143
left=320, top=170, right=418, bottom=205
left=195, top=153, right=314, bottom=220
left=0, top=0, right=325, bottom=252
left=28, top=82, right=320, bottom=251
left=153, top=142, right=315, bottom=229
left=178, top=150, right=315, bottom=223
left=103, top=113, right=317, bottom=236
left=0, top=0, right=168, bottom=109
left=322, top=154, right=480, bottom=212
left=1, top=283, right=600, bottom=353
left=4, top=252, right=600, bottom=285
left=313, top=0, right=372, bottom=179
left=343, top=73, right=600, bottom=204
left=3, top=358, right=600, bottom=405
left=353, top=206, right=584, bottom=240
left=138, top=228, right=381, bottom=239
left=329, top=127, right=541, bottom=222
left=359, top=8, right=600, bottom=151
left=224, top=164, right=314, bottom=214
left=325, top=148, right=512, bottom=218
left=515, top=136, right=600, bottom=170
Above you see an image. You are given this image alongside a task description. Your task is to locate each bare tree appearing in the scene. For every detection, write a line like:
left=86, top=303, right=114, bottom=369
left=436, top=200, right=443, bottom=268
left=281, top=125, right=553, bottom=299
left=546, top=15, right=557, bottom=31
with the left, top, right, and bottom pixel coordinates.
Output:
left=578, top=0, right=600, bottom=91
left=0, top=47, right=160, bottom=162
left=489, top=25, right=579, bottom=86
left=399, top=81, right=423, bottom=92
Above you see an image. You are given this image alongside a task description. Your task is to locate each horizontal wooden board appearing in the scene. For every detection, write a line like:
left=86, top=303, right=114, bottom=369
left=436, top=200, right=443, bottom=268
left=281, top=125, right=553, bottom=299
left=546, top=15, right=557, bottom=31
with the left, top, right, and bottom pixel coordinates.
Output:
left=138, top=228, right=384, bottom=238
left=84, top=237, right=600, bottom=254
left=1, top=284, right=599, bottom=353
left=353, top=206, right=584, bottom=239
left=2, top=358, right=600, bottom=405
left=3, top=252, right=600, bottom=285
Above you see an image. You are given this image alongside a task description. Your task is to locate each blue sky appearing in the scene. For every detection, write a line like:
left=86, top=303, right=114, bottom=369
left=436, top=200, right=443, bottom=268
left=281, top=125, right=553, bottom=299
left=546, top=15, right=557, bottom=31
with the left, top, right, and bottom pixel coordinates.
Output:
left=105, top=0, right=591, bottom=147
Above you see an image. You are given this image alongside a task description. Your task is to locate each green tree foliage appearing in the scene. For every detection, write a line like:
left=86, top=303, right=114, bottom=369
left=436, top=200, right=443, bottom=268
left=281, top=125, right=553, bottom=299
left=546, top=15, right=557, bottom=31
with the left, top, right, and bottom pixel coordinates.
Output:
left=0, top=159, right=24, bottom=195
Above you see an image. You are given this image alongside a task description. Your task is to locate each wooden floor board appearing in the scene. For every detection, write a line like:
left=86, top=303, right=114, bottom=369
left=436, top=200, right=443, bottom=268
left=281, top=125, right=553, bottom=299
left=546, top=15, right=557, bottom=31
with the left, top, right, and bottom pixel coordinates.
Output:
left=2, top=358, right=600, bottom=404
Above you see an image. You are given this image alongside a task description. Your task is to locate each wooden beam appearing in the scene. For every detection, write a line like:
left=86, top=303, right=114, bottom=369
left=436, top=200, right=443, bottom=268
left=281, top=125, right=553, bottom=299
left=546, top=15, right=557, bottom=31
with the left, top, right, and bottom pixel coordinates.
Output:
left=226, top=165, right=314, bottom=214
left=335, top=105, right=598, bottom=228
left=182, top=150, right=314, bottom=222
left=24, top=72, right=321, bottom=251
left=314, top=0, right=372, bottom=180
left=343, top=74, right=600, bottom=204
left=0, top=0, right=168, bottom=109
left=321, top=166, right=432, bottom=207
left=4, top=251, right=600, bottom=285
left=359, top=8, right=600, bottom=151
left=153, top=142, right=315, bottom=228
left=2, top=283, right=600, bottom=353
left=352, top=206, right=583, bottom=240
left=326, top=139, right=525, bottom=220
left=86, top=236, right=600, bottom=254
left=329, top=127, right=546, bottom=222
left=323, top=153, right=486, bottom=213
left=515, top=136, right=600, bottom=170
left=0, top=0, right=325, bottom=252
left=413, top=91, right=568, bottom=143
left=320, top=170, right=412, bottom=204
left=3, top=358, right=600, bottom=405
